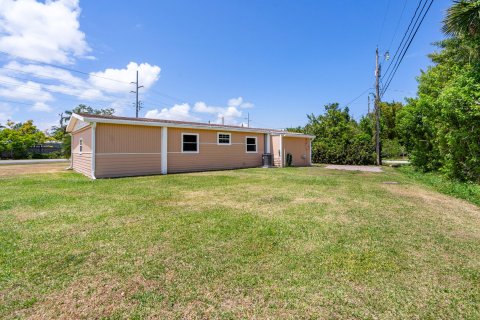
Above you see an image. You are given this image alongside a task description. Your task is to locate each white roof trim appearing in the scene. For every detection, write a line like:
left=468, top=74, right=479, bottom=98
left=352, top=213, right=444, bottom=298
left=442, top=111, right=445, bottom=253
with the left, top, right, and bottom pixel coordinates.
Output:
left=66, top=113, right=315, bottom=138
left=67, top=113, right=267, bottom=134
left=272, top=133, right=316, bottom=139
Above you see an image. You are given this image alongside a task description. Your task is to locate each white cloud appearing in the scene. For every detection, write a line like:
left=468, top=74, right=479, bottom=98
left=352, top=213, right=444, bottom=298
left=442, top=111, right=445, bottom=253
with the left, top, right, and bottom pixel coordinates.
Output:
left=4, top=61, right=86, bottom=86
left=89, top=62, right=161, bottom=93
left=0, top=1, right=165, bottom=126
left=0, top=75, right=53, bottom=102
left=228, top=96, right=254, bottom=109
left=145, top=103, right=199, bottom=122
left=192, top=97, right=254, bottom=125
left=193, top=101, right=223, bottom=114
left=146, top=97, right=255, bottom=125
left=31, top=102, right=53, bottom=112
left=0, top=103, right=15, bottom=123
left=0, top=0, right=90, bottom=64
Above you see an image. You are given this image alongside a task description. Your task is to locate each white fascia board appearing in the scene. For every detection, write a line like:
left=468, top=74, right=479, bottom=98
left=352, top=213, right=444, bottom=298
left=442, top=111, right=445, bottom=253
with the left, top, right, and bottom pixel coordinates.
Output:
left=80, top=116, right=269, bottom=134
left=272, top=133, right=316, bottom=139
left=66, top=113, right=87, bottom=132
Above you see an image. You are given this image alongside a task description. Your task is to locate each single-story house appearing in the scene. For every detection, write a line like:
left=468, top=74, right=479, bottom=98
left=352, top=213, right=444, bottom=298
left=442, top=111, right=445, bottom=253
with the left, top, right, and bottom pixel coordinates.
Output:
left=66, top=113, right=315, bottom=179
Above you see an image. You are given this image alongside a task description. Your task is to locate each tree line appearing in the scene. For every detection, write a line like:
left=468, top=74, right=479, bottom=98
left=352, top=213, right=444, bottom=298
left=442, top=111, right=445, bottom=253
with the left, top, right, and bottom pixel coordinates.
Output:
left=292, top=0, right=480, bottom=183
left=0, top=105, right=113, bottom=159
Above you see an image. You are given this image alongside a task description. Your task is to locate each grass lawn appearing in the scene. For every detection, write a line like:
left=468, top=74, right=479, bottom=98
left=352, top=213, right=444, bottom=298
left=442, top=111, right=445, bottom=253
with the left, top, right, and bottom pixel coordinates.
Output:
left=1, top=165, right=479, bottom=319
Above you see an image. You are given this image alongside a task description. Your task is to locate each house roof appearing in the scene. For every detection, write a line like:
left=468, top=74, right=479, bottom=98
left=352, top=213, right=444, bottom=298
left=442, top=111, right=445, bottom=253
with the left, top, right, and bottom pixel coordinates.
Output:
left=66, top=113, right=315, bottom=138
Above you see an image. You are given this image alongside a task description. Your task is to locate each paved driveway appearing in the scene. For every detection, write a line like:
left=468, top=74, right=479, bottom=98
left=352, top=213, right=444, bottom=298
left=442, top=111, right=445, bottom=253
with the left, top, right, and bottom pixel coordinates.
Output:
left=324, top=165, right=383, bottom=172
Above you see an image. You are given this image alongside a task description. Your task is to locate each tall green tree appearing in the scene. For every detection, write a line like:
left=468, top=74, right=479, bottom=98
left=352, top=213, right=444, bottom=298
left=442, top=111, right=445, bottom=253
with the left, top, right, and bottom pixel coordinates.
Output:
left=396, top=0, right=480, bottom=182
left=51, top=104, right=115, bottom=157
left=0, top=120, right=47, bottom=159
left=301, top=103, right=375, bottom=165
left=443, top=0, right=480, bottom=38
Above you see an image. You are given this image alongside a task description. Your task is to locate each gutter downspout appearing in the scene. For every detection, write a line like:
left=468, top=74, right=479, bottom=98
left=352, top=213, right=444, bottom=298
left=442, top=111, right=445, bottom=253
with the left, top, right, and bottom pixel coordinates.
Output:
left=91, top=123, right=96, bottom=179
left=161, top=126, right=168, bottom=174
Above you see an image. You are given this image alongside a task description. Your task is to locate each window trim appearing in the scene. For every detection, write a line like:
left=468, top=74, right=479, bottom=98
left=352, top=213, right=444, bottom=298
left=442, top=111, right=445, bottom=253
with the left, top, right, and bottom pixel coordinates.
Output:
left=79, top=138, right=83, bottom=154
left=245, top=136, right=258, bottom=153
left=217, top=132, right=231, bottom=145
left=181, top=133, right=199, bottom=153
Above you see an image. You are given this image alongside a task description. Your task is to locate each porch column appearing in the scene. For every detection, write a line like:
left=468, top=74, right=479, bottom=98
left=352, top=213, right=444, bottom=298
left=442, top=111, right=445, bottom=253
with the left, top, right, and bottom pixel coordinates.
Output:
left=161, top=126, right=168, bottom=174
left=265, top=133, right=271, bottom=154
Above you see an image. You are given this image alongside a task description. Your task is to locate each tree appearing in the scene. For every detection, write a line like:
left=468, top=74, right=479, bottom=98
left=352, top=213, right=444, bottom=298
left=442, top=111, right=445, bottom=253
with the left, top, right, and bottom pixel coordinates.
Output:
left=0, top=120, right=47, bottom=159
left=51, top=104, right=115, bottom=158
left=300, top=103, right=375, bottom=165
left=395, top=0, right=480, bottom=182
left=443, top=0, right=480, bottom=39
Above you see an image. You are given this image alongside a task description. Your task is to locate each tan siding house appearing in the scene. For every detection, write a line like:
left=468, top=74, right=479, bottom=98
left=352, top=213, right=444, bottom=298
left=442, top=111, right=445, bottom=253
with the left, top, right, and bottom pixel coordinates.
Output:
left=66, top=113, right=314, bottom=179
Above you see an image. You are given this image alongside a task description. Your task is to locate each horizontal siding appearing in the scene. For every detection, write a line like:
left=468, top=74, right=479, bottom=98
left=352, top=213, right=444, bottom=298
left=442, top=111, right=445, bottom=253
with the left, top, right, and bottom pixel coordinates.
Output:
left=283, top=137, right=310, bottom=167
left=96, top=124, right=161, bottom=153
left=167, top=128, right=264, bottom=173
left=72, top=153, right=91, bottom=177
left=95, top=123, right=163, bottom=178
left=95, top=154, right=162, bottom=178
left=71, top=126, right=92, bottom=177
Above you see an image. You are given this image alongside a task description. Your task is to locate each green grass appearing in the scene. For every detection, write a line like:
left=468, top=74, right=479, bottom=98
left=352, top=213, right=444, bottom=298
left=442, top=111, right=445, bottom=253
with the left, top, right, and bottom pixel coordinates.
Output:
left=399, top=166, right=480, bottom=207
left=1, top=166, right=479, bottom=319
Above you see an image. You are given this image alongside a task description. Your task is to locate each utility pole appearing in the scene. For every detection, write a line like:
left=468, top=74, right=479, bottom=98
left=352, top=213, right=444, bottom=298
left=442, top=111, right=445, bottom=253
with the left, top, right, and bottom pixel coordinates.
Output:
left=374, top=47, right=382, bottom=166
left=245, top=112, right=251, bottom=128
left=130, top=70, right=144, bottom=118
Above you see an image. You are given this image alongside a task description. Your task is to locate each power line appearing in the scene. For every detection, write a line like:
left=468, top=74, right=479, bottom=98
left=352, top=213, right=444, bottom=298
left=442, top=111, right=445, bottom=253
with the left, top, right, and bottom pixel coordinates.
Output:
left=344, top=87, right=373, bottom=107
left=0, top=98, right=36, bottom=106
left=382, top=0, right=434, bottom=95
left=0, top=50, right=191, bottom=102
left=387, top=0, right=409, bottom=51
left=0, top=50, right=130, bottom=84
left=382, top=0, right=426, bottom=80
left=377, top=0, right=393, bottom=45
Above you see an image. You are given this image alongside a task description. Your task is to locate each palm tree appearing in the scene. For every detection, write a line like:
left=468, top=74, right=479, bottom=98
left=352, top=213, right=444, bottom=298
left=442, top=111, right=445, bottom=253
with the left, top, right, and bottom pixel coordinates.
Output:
left=443, top=0, right=480, bottom=38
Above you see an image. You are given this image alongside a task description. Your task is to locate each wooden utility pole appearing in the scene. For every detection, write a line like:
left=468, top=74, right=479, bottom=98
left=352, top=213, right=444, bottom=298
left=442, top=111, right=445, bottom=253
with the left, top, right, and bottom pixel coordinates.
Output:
left=374, top=47, right=382, bottom=166
left=245, top=112, right=251, bottom=128
left=131, top=70, right=144, bottom=118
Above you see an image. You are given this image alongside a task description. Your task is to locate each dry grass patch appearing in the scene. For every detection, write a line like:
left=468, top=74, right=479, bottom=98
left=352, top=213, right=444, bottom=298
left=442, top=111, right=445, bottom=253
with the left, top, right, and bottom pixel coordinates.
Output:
left=0, top=163, right=68, bottom=177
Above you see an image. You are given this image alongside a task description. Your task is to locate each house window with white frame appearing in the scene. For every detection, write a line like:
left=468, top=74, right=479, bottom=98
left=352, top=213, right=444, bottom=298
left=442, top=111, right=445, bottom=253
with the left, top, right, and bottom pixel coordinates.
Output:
left=79, top=138, right=83, bottom=154
left=246, top=137, right=257, bottom=153
left=182, top=133, right=199, bottom=152
left=217, top=132, right=231, bottom=145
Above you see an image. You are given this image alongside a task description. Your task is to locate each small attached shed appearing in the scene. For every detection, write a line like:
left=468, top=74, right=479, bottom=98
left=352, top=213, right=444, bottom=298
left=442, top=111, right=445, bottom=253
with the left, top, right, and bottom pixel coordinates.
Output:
left=66, top=113, right=315, bottom=179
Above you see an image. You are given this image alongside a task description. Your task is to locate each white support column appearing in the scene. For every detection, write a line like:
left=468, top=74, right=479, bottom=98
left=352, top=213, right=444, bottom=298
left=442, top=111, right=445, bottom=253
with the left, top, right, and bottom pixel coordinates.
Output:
left=91, top=123, right=96, bottom=179
left=265, top=133, right=271, bottom=153
left=161, top=126, right=168, bottom=174
left=279, top=134, right=283, bottom=167
left=68, top=133, right=73, bottom=169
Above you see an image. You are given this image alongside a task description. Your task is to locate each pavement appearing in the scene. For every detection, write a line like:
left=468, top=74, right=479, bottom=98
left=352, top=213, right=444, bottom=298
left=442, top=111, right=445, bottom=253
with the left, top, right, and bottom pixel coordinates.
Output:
left=0, top=159, right=69, bottom=165
left=324, top=165, right=383, bottom=173
left=383, top=160, right=410, bottom=165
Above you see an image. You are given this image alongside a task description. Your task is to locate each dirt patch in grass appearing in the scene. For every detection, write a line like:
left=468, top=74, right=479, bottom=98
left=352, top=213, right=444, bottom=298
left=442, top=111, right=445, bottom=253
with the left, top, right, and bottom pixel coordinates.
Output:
left=22, top=274, right=160, bottom=320
left=383, top=183, right=480, bottom=239
left=0, top=163, right=68, bottom=177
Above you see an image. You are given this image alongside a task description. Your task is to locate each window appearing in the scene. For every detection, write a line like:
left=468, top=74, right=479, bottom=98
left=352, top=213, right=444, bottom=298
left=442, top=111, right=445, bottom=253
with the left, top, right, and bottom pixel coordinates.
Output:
left=182, top=133, right=199, bottom=153
left=217, top=132, right=231, bottom=145
left=246, top=137, right=257, bottom=153
left=79, top=138, right=83, bottom=154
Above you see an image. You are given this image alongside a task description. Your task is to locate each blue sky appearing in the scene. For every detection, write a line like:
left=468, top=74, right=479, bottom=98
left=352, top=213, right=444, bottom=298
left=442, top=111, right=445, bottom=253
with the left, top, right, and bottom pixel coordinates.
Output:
left=0, top=0, right=451, bottom=130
